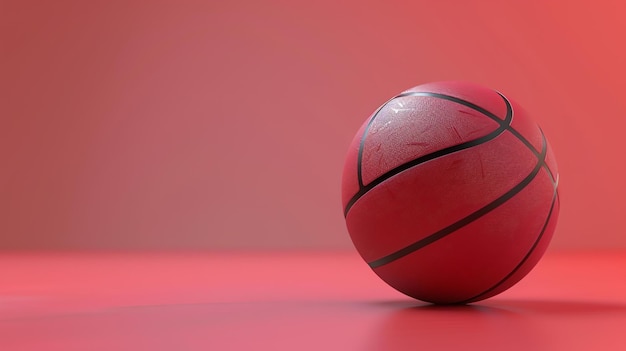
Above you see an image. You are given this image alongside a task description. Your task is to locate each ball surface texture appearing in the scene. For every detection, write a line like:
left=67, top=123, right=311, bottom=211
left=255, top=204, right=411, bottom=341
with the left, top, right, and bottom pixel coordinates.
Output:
left=341, top=81, right=560, bottom=304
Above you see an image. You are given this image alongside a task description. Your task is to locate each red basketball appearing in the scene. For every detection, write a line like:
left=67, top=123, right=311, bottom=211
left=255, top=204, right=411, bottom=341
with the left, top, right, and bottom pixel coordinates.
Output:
left=341, top=81, right=560, bottom=304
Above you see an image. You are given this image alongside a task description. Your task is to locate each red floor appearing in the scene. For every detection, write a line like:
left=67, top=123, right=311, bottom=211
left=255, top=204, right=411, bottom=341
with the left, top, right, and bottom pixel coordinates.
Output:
left=1, top=250, right=625, bottom=350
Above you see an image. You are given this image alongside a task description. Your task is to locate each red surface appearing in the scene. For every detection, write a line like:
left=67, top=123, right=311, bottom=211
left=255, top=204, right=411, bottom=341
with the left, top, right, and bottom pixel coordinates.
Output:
left=1, top=250, right=625, bottom=350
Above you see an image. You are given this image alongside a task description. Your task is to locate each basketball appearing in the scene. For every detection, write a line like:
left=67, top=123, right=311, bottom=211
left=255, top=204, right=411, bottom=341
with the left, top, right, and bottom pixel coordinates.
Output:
left=341, top=81, right=560, bottom=304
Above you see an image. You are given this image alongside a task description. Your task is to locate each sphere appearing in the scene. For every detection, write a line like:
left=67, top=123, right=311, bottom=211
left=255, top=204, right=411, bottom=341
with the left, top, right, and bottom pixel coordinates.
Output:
left=341, top=81, right=560, bottom=304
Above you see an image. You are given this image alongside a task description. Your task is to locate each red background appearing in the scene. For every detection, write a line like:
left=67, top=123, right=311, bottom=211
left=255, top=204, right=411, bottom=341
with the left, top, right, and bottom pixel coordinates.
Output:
left=2, top=0, right=626, bottom=250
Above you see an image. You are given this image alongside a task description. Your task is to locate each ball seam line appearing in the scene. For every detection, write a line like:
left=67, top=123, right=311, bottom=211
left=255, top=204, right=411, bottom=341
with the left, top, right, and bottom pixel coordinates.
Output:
left=357, top=98, right=397, bottom=188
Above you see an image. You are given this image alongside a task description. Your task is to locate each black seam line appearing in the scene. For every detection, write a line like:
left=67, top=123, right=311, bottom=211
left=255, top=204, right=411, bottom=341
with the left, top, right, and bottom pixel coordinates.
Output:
left=346, top=92, right=513, bottom=217
left=367, top=132, right=548, bottom=269
left=399, top=92, right=507, bottom=122
left=457, top=174, right=559, bottom=304
left=507, top=126, right=557, bottom=185
left=356, top=97, right=398, bottom=188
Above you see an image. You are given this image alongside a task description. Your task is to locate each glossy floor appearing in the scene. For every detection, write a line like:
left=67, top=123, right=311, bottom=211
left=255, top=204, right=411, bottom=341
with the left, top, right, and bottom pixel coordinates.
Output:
left=1, top=250, right=625, bottom=350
